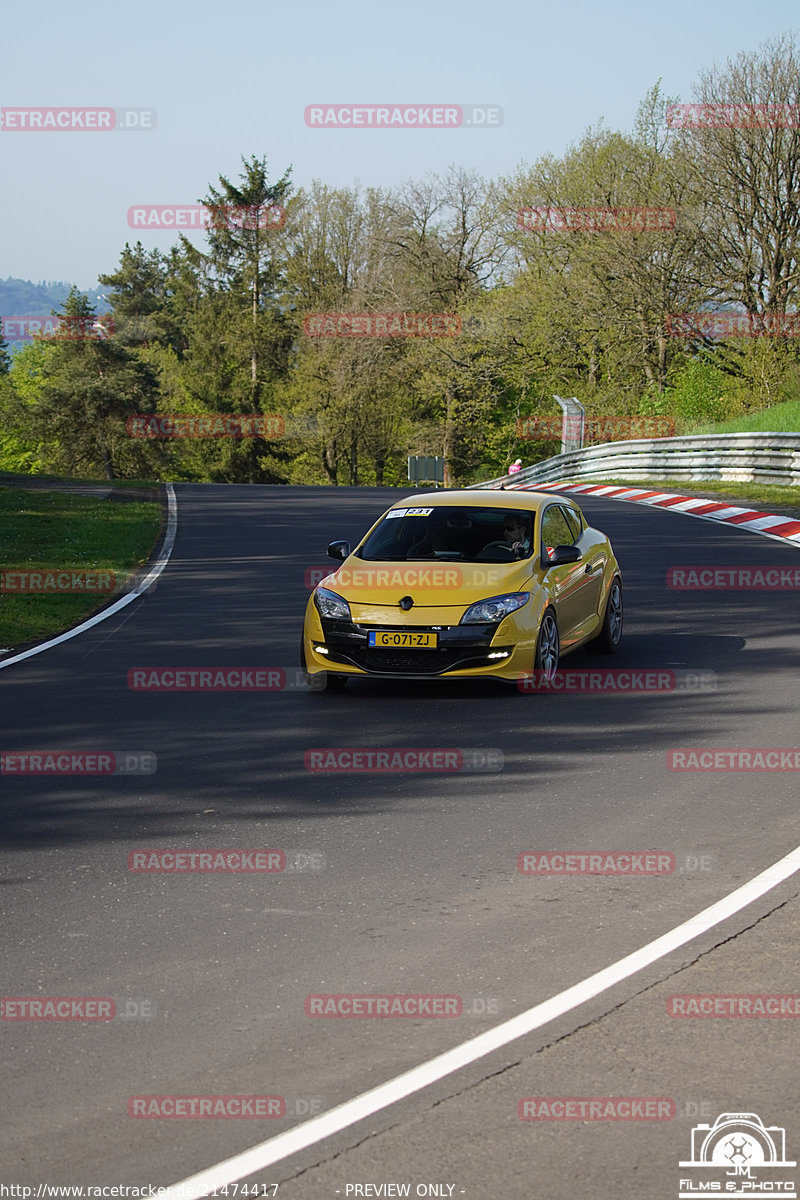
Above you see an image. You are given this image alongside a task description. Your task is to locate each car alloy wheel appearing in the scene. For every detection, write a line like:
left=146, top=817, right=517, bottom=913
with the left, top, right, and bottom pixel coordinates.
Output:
left=607, top=579, right=623, bottom=645
left=588, top=577, right=623, bottom=654
left=534, top=610, right=559, bottom=681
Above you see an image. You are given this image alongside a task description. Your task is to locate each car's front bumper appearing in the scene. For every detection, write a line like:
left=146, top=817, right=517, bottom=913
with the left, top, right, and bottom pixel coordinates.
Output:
left=304, top=612, right=533, bottom=682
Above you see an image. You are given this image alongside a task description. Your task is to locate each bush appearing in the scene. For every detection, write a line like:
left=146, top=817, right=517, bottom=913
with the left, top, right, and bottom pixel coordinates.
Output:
left=646, top=360, right=735, bottom=427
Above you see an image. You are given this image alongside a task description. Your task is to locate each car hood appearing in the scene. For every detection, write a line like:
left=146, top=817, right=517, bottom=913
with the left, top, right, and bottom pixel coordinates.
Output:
left=320, top=556, right=537, bottom=610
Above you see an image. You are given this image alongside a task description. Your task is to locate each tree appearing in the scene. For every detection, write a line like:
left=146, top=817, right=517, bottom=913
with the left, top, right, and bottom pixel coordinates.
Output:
left=498, top=93, right=710, bottom=402
left=174, top=156, right=294, bottom=482
left=98, top=242, right=184, bottom=353
left=376, top=167, right=509, bottom=481
left=678, top=32, right=800, bottom=317
left=284, top=182, right=413, bottom=483
left=4, top=289, right=162, bottom=479
left=189, top=155, right=291, bottom=403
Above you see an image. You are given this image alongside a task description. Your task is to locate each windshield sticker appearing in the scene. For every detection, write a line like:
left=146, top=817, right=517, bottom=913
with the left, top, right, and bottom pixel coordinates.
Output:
left=385, top=507, right=433, bottom=518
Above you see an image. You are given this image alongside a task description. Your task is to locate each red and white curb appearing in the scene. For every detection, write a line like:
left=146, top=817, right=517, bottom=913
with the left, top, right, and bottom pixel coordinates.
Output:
left=507, top=482, right=800, bottom=548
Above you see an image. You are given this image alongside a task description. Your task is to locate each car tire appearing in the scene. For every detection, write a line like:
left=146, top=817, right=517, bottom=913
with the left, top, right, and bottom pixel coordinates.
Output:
left=534, top=609, right=560, bottom=682
left=300, top=634, right=348, bottom=691
left=587, top=576, right=623, bottom=654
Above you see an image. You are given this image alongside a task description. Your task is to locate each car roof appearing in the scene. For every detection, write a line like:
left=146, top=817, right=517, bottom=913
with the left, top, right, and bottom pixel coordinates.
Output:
left=388, top=489, right=577, bottom=514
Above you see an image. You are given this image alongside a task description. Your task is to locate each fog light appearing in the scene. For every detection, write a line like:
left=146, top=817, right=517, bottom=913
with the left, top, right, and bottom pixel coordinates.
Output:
left=314, top=644, right=330, bottom=655
left=487, top=650, right=510, bottom=659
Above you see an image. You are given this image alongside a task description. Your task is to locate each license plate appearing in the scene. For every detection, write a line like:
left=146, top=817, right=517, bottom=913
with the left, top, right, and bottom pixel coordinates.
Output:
left=368, top=630, right=438, bottom=649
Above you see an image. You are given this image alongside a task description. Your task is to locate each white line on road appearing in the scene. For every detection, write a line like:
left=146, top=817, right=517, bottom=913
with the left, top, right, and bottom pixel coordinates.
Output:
left=163, top=840, right=800, bottom=1198
left=0, top=484, right=177, bottom=672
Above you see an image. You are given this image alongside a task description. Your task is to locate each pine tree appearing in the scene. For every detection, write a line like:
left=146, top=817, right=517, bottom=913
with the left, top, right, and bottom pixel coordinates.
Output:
left=98, top=242, right=183, bottom=352
left=175, top=156, right=294, bottom=482
left=15, top=288, right=163, bottom=479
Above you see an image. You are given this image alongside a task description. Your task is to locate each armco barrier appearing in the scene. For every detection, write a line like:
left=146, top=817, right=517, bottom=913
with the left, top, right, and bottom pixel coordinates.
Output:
left=476, top=433, right=800, bottom=490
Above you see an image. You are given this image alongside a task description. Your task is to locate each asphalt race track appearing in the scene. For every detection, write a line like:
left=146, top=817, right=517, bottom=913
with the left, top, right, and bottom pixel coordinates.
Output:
left=3, top=483, right=800, bottom=1198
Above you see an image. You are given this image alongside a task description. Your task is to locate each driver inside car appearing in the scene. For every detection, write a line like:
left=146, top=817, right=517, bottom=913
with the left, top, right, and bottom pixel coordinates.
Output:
left=480, top=514, right=532, bottom=559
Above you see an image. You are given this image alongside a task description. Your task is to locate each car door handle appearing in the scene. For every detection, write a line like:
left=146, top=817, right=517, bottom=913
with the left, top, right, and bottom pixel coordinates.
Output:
left=585, top=561, right=602, bottom=574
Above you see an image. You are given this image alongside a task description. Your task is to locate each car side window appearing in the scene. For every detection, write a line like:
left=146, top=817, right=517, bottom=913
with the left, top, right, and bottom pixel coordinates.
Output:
left=561, top=507, right=583, bottom=542
left=540, top=506, right=575, bottom=556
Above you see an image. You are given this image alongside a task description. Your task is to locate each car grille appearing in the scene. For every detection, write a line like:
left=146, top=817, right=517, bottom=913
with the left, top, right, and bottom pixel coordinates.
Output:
left=318, top=618, right=501, bottom=676
left=330, top=647, right=492, bottom=675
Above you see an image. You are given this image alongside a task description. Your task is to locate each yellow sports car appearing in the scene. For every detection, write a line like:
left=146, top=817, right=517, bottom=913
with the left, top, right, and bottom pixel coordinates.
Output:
left=301, top=489, right=622, bottom=689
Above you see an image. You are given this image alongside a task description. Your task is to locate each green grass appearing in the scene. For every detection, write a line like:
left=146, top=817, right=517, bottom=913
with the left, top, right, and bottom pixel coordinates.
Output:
left=0, top=469, right=161, bottom=490
left=0, top=486, right=162, bottom=650
left=582, top=478, right=800, bottom=519
left=692, top=397, right=800, bottom=435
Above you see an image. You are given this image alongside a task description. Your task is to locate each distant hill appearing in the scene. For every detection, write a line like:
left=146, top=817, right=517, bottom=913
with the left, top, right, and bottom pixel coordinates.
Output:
left=0, top=276, right=107, bottom=315
left=0, top=277, right=109, bottom=354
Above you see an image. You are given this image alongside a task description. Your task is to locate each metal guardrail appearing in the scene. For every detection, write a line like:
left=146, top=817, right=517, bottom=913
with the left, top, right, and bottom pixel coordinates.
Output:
left=476, top=432, right=800, bottom=490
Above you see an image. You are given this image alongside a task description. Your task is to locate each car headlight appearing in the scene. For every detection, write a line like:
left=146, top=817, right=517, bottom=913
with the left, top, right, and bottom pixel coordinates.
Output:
left=314, top=587, right=351, bottom=621
left=460, top=592, right=529, bottom=624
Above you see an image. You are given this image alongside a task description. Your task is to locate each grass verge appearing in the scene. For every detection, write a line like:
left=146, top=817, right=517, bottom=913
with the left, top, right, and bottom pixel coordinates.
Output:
left=692, top=398, right=800, bottom=436
left=0, top=483, right=163, bottom=651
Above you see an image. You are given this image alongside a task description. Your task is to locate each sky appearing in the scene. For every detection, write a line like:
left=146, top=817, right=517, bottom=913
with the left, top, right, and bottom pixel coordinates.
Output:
left=1, top=0, right=797, bottom=291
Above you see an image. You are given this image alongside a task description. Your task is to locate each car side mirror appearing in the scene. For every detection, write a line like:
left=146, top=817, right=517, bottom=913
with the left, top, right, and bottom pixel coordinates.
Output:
left=543, top=544, right=581, bottom=567
left=327, top=540, right=351, bottom=561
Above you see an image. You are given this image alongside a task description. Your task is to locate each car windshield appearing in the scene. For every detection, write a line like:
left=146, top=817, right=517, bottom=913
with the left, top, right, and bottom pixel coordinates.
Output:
left=356, top=505, right=535, bottom=563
